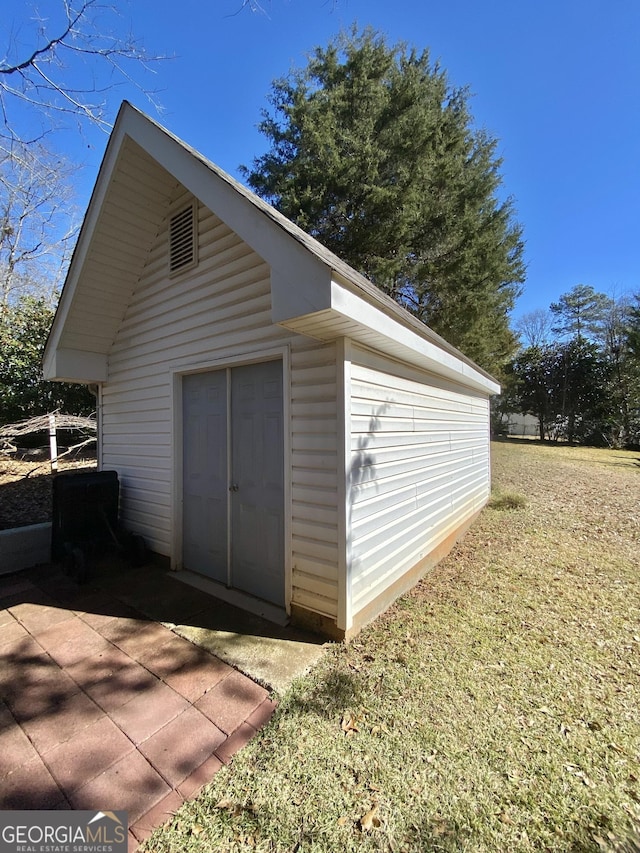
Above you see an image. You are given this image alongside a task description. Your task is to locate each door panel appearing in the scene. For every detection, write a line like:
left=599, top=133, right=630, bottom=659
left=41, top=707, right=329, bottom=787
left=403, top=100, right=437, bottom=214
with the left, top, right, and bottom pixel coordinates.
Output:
left=182, top=371, right=228, bottom=581
left=182, top=361, right=284, bottom=606
left=231, top=361, right=284, bottom=606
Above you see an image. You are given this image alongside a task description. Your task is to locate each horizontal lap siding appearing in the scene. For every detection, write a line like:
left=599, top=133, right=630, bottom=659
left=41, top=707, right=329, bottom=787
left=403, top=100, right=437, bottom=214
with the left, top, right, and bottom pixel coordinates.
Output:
left=101, top=194, right=339, bottom=618
left=349, top=347, right=490, bottom=617
left=290, top=341, right=339, bottom=617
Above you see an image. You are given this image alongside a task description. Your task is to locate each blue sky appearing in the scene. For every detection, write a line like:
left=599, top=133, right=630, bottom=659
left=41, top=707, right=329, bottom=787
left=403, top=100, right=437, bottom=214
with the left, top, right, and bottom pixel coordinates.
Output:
left=4, top=0, right=639, bottom=322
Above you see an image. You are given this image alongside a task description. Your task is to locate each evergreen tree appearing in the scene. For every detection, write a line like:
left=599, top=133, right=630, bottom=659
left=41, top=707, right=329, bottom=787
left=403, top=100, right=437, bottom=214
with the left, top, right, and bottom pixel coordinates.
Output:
left=622, top=294, right=640, bottom=446
left=511, top=339, right=611, bottom=445
left=0, top=295, right=94, bottom=425
left=549, top=284, right=612, bottom=342
left=510, top=345, right=555, bottom=441
left=627, top=294, right=640, bottom=360
left=243, top=28, right=525, bottom=373
left=548, top=339, right=611, bottom=445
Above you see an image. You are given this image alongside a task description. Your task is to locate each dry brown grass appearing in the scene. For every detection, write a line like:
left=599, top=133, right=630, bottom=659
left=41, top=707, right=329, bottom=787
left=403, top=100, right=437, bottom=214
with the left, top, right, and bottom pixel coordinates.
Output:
left=121, top=441, right=640, bottom=850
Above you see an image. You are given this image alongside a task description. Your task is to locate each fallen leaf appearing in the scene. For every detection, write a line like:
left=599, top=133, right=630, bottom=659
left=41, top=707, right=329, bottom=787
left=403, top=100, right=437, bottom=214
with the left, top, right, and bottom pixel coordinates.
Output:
left=215, top=799, right=243, bottom=817
left=191, top=824, right=204, bottom=836
left=337, top=816, right=349, bottom=826
left=341, top=713, right=360, bottom=734
left=359, top=806, right=381, bottom=832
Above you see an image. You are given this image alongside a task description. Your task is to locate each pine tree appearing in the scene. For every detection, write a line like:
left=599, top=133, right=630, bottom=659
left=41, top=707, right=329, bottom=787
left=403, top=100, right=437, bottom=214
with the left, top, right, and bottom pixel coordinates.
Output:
left=549, top=284, right=612, bottom=342
left=242, top=28, right=525, bottom=374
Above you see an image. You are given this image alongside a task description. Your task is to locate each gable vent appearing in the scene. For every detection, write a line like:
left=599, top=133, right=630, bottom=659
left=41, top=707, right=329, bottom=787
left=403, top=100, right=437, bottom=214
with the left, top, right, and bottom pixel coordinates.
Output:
left=169, top=202, right=197, bottom=274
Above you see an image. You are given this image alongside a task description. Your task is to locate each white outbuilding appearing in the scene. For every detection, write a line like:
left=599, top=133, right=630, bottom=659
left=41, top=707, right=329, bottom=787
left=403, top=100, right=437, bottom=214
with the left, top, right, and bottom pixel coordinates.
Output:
left=44, top=102, right=499, bottom=639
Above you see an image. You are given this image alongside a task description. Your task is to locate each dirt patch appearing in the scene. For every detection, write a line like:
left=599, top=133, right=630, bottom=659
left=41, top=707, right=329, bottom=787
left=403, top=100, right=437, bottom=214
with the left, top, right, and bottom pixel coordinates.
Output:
left=0, top=455, right=97, bottom=530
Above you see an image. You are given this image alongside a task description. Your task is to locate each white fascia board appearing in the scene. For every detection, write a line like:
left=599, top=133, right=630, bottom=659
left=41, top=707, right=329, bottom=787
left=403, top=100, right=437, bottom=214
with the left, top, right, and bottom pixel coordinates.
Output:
left=330, top=281, right=500, bottom=395
left=44, top=348, right=108, bottom=383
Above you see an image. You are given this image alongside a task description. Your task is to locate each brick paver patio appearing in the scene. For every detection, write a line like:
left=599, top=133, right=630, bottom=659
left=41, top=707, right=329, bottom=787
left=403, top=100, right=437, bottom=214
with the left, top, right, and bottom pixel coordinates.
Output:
left=0, top=564, right=277, bottom=849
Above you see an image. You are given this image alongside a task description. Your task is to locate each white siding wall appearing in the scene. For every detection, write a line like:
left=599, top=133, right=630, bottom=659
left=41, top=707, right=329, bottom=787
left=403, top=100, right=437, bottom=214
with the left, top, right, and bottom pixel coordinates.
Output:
left=290, top=342, right=340, bottom=617
left=101, top=192, right=339, bottom=619
left=348, top=346, right=491, bottom=618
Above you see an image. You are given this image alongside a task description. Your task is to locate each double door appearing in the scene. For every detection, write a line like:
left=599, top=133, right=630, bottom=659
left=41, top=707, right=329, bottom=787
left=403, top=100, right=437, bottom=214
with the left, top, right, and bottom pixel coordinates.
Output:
left=182, top=360, right=284, bottom=606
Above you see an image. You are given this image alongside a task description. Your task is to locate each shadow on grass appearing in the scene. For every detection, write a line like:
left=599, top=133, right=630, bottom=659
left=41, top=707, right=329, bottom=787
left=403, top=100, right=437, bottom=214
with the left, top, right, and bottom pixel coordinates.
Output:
left=284, top=667, right=363, bottom=719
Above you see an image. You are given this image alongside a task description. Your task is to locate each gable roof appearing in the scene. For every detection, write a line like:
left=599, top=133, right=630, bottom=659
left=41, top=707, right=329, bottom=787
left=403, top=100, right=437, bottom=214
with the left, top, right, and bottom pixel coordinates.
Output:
left=44, top=101, right=499, bottom=395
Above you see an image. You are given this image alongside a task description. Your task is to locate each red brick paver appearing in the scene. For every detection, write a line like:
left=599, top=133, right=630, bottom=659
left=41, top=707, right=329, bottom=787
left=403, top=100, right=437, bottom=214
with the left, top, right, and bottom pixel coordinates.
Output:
left=139, top=706, right=226, bottom=786
left=109, top=681, right=190, bottom=745
left=43, top=715, right=135, bottom=791
left=69, top=749, right=172, bottom=823
left=195, top=668, right=269, bottom=734
left=0, top=566, right=277, bottom=850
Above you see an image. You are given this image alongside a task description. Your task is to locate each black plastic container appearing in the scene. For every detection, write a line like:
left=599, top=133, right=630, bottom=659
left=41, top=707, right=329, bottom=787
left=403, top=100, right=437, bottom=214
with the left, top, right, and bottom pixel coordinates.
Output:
left=51, top=469, right=120, bottom=563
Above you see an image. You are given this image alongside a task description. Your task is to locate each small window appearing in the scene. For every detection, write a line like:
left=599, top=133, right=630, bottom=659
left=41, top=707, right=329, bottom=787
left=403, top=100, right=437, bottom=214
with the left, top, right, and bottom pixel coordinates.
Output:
left=169, top=201, right=197, bottom=275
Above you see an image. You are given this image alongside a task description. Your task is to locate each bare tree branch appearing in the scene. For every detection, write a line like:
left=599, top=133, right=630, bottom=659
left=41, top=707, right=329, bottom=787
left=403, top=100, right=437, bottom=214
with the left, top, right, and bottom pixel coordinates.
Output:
left=1, top=0, right=168, bottom=144
left=1, top=141, right=79, bottom=309
left=0, top=2, right=89, bottom=76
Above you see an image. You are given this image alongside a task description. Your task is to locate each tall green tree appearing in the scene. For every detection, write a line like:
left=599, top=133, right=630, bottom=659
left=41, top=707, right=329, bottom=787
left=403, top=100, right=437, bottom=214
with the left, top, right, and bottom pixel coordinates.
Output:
left=243, top=28, right=525, bottom=373
left=620, top=293, right=640, bottom=446
left=548, top=338, right=611, bottom=445
left=510, top=339, right=611, bottom=444
left=627, top=293, right=640, bottom=360
left=549, top=284, right=612, bottom=342
left=510, top=345, right=555, bottom=441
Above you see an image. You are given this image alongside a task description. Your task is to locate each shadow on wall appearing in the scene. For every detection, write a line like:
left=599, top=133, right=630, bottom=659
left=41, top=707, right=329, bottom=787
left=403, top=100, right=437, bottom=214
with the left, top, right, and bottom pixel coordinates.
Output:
left=348, top=403, right=389, bottom=583
left=349, top=403, right=389, bottom=498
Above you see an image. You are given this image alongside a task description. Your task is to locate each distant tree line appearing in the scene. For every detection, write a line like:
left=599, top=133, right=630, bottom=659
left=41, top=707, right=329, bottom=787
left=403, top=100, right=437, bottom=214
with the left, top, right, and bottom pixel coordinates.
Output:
left=496, top=284, right=640, bottom=448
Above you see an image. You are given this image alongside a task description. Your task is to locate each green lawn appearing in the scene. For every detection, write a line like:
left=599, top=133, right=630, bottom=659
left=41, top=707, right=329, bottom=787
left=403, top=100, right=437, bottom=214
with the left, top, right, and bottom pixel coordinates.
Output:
left=147, top=440, right=640, bottom=852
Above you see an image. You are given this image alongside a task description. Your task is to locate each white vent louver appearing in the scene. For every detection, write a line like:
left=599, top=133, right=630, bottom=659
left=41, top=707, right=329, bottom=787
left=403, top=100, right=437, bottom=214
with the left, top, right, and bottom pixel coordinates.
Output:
left=169, top=202, right=197, bottom=274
